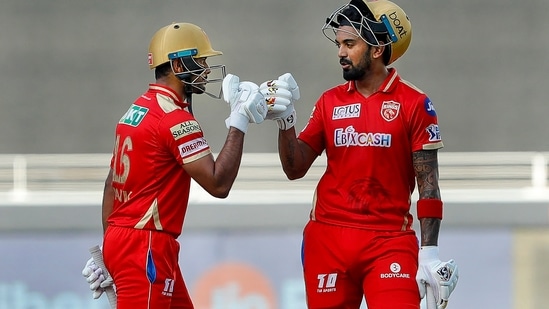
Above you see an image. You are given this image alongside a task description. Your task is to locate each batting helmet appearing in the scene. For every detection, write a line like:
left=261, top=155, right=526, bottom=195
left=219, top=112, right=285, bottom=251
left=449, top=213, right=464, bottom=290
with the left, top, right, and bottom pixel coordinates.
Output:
left=148, top=22, right=222, bottom=69
left=322, top=0, right=412, bottom=65
left=147, top=22, right=225, bottom=99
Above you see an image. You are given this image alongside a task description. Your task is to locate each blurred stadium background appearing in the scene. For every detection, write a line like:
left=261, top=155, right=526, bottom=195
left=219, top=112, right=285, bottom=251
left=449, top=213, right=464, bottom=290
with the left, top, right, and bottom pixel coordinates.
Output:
left=0, top=0, right=548, bottom=308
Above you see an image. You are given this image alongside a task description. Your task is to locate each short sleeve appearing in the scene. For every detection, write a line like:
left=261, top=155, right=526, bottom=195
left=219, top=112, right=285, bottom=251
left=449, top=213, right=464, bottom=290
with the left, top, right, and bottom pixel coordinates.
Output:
left=159, top=113, right=211, bottom=165
left=409, top=95, right=444, bottom=152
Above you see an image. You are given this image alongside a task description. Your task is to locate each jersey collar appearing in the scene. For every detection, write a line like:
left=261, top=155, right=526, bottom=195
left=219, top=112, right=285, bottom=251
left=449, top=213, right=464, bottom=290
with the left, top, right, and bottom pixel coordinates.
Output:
left=148, top=84, right=189, bottom=108
left=347, top=68, right=401, bottom=94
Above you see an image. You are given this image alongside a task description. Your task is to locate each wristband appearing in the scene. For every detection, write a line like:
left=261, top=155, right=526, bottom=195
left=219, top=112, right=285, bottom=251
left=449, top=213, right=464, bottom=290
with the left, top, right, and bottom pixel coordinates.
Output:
left=276, top=108, right=297, bottom=130
left=228, top=112, right=249, bottom=133
left=416, top=199, right=443, bottom=219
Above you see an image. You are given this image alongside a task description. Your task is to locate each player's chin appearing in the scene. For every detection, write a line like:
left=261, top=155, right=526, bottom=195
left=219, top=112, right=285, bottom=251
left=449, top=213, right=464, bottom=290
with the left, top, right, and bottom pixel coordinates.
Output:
left=342, top=69, right=361, bottom=81
left=342, top=71, right=352, bottom=81
left=192, top=85, right=206, bottom=94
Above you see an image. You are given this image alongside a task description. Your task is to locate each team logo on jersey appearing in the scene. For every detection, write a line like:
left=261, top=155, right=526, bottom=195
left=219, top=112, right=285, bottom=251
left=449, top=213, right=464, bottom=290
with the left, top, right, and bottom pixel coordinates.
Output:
left=424, top=97, right=437, bottom=116
left=170, top=120, right=201, bottom=140
left=332, top=103, right=361, bottom=120
left=119, top=104, right=149, bottom=127
left=426, top=124, right=441, bottom=142
left=380, top=101, right=400, bottom=122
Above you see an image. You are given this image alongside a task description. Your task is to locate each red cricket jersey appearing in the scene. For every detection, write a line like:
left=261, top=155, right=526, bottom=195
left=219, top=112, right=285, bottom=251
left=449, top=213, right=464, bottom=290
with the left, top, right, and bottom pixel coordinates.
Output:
left=298, top=69, right=443, bottom=231
left=107, top=84, right=211, bottom=238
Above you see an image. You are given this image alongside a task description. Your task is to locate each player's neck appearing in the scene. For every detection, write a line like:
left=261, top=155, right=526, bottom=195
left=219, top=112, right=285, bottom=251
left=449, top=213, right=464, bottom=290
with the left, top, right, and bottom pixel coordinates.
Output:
left=354, top=66, right=389, bottom=98
left=156, top=75, right=185, bottom=99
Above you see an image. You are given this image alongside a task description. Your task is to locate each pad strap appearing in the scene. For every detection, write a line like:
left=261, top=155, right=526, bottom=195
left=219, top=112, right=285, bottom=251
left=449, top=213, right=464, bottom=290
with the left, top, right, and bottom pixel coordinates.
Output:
left=417, top=199, right=443, bottom=219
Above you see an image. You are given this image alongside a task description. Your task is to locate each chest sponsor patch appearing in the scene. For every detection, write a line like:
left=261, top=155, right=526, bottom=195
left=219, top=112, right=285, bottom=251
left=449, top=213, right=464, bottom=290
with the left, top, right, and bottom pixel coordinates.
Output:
left=170, top=120, right=201, bottom=141
left=334, top=126, right=391, bottom=147
left=119, top=104, right=149, bottom=127
left=426, top=124, right=441, bottom=142
left=380, top=101, right=400, bottom=122
left=332, top=103, right=361, bottom=120
left=178, top=137, right=209, bottom=158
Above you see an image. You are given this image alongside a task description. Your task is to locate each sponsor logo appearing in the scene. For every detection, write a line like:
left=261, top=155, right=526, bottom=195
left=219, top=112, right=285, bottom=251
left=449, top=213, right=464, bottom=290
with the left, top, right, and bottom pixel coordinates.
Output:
left=380, top=262, right=411, bottom=279
left=380, top=100, right=400, bottom=122
left=119, top=104, right=149, bottom=127
left=316, top=273, right=337, bottom=293
left=162, top=278, right=175, bottom=297
left=332, top=103, right=361, bottom=120
left=426, top=124, right=441, bottom=142
left=147, top=53, right=153, bottom=66
left=334, top=126, right=391, bottom=147
left=424, top=97, right=437, bottom=116
left=437, top=265, right=453, bottom=282
left=388, top=11, right=408, bottom=39
left=170, top=120, right=201, bottom=140
left=178, top=137, right=209, bottom=158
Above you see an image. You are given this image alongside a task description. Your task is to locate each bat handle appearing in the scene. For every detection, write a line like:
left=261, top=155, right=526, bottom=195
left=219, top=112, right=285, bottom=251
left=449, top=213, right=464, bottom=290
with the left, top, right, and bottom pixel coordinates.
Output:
left=89, top=245, right=117, bottom=309
left=425, top=284, right=437, bottom=309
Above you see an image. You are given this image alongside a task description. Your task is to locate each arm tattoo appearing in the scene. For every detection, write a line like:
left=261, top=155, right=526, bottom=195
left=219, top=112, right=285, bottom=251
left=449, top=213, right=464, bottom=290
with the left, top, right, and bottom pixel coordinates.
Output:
left=419, top=218, right=440, bottom=246
left=413, top=150, right=442, bottom=246
left=413, top=150, right=441, bottom=199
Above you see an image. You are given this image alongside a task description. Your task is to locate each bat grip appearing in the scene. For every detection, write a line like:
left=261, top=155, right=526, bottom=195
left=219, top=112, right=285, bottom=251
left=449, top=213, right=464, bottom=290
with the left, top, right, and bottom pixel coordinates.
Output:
left=425, top=284, right=437, bottom=309
left=89, top=245, right=117, bottom=309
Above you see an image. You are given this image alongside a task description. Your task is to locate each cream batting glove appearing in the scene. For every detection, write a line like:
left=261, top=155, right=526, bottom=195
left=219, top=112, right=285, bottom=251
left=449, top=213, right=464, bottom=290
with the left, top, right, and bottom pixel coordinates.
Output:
left=222, top=74, right=267, bottom=133
left=259, top=73, right=300, bottom=130
left=416, top=246, right=459, bottom=309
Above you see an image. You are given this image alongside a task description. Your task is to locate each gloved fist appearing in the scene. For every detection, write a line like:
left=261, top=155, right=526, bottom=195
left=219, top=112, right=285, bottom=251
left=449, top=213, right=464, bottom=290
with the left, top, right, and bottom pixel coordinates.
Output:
left=259, top=73, right=300, bottom=130
left=222, top=74, right=267, bottom=133
left=82, top=257, right=105, bottom=299
left=416, top=246, right=459, bottom=309
left=82, top=257, right=115, bottom=299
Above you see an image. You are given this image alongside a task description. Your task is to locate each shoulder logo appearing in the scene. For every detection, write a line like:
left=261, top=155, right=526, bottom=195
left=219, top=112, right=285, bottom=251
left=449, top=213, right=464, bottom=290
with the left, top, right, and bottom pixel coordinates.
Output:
left=119, top=104, right=149, bottom=127
left=381, top=101, right=400, bottom=122
left=426, top=124, right=441, bottom=141
left=170, top=120, right=201, bottom=140
left=178, top=137, right=209, bottom=158
left=424, top=97, right=437, bottom=116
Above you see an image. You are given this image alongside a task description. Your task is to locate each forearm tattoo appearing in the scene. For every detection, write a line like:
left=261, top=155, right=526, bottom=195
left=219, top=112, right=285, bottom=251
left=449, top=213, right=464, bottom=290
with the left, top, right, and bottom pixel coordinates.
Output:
left=413, top=150, right=441, bottom=199
left=419, top=218, right=440, bottom=246
left=413, top=150, right=442, bottom=246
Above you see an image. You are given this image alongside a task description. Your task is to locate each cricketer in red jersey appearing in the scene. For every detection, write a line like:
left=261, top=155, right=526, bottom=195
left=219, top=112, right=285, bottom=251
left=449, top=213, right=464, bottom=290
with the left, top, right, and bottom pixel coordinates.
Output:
left=300, top=68, right=442, bottom=232
left=81, top=22, right=267, bottom=309
left=259, top=1, right=458, bottom=308
left=107, top=84, right=209, bottom=238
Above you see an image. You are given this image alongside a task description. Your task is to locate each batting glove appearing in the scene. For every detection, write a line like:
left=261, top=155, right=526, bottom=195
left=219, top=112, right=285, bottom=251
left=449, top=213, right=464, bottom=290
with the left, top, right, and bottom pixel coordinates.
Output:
left=82, top=257, right=105, bottom=299
left=222, top=74, right=267, bottom=133
left=416, top=246, right=459, bottom=309
left=259, top=73, right=300, bottom=130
